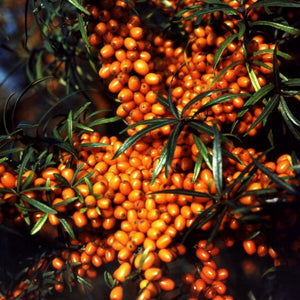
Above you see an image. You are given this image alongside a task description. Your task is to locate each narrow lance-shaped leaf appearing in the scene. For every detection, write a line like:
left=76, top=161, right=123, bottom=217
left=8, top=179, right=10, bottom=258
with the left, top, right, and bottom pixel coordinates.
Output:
left=38, top=90, right=84, bottom=127
left=250, top=154, right=300, bottom=196
left=188, top=120, right=215, bottom=136
left=151, top=122, right=183, bottom=183
left=103, top=271, right=116, bottom=289
left=17, top=147, right=34, bottom=192
left=196, top=93, right=250, bottom=115
left=21, top=194, right=57, bottom=214
left=279, top=97, right=300, bottom=127
left=238, top=82, right=274, bottom=118
left=11, top=77, right=52, bottom=129
left=79, top=143, right=108, bottom=148
left=212, top=124, right=224, bottom=195
left=192, top=133, right=212, bottom=170
left=206, top=205, right=228, bottom=247
left=182, top=88, right=227, bottom=116
left=252, top=49, right=293, bottom=61
left=113, top=118, right=178, bottom=159
left=87, top=116, right=121, bottom=128
left=214, top=33, right=239, bottom=71
left=67, top=111, right=73, bottom=145
left=193, top=152, right=203, bottom=183
left=207, top=59, right=244, bottom=90
left=60, top=218, right=76, bottom=240
left=251, top=21, right=300, bottom=35
left=223, top=153, right=259, bottom=196
left=273, top=43, right=280, bottom=92
left=150, top=188, right=215, bottom=200
left=178, top=5, right=239, bottom=21
left=182, top=202, right=220, bottom=244
left=167, top=64, right=185, bottom=119
left=245, top=94, right=280, bottom=135
left=246, top=62, right=261, bottom=92
left=31, top=213, right=48, bottom=235
left=67, top=0, right=90, bottom=14
left=249, top=0, right=300, bottom=9
left=279, top=100, right=300, bottom=141
left=282, top=78, right=300, bottom=87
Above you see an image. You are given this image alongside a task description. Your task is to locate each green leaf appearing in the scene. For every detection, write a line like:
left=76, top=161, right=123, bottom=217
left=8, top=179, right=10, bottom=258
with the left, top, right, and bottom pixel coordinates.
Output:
left=114, top=118, right=179, bottom=159
left=21, top=195, right=57, bottom=214
left=182, top=88, right=227, bottom=116
left=17, top=147, right=34, bottom=192
left=138, top=248, right=150, bottom=272
left=250, top=154, right=300, bottom=196
left=77, top=12, right=92, bottom=60
left=214, top=33, right=239, bottom=71
left=249, top=0, right=300, bottom=10
left=77, top=275, right=94, bottom=289
left=207, top=59, right=244, bottom=90
left=53, top=140, right=78, bottom=159
left=52, top=197, right=78, bottom=208
left=279, top=97, right=300, bottom=127
left=151, top=122, right=183, bottom=183
left=67, top=0, right=90, bottom=14
left=212, top=124, right=223, bottom=195
left=103, top=271, right=116, bottom=289
left=182, top=202, right=220, bottom=244
left=251, top=20, right=300, bottom=35
left=11, top=77, right=52, bottom=129
left=238, top=82, right=274, bottom=118
left=71, top=163, right=86, bottom=186
left=21, top=171, right=35, bottom=191
left=192, top=133, right=212, bottom=170
left=60, top=218, right=76, bottom=240
left=245, top=94, right=280, bottom=135
left=31, top=213, right=48, bottom=235
left=193, top=151, right=203, bottom=183
left=150, top=188, right=214, bottom=200
left=38, top=90, right=84, bottom=127
left=282, top=78, right=300, bottom=87
left=279, top=100, right=300, bottom=140
left=87, top=116, right=121, bottom=128
left=197, top=93, right=250, bottom=114
left=79, top=143, right=108, bottom=148
left=178, top=4, right=238, bottom=21
left=246, top=62, right=261, bottom=92
left=252, top=49, right=293, bottom=61
left=207, top=205, right=228, bottom=246
left=188, top=120, right=215, bottom=136
left=67, top=111, right=73, bottom=145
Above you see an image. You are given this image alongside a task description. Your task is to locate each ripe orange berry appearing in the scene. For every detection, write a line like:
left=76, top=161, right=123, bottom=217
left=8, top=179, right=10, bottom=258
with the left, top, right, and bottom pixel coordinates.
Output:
left=113, top=262, right=132, bottom=282
left=156, top=234, right=172, bottom=249
left=52, top=257, right=64, bottom=270
left=133, top=59, right=150, bottom=76
left=100, top=44, right=115, bottom=59
left=129, top=27, right=143, bottom=40
left=73, top=211, right=87, bottom=228
left=110, top=286, right=123, bottom=300
left=243, top=240, right=256, bottom=255
left=144, top=267, right=162, bottom=281
left=202, top=265, right=217, bottom=280
left=158, top=277, right=175, bottom=291
left=144, top=73, right=161, bottom=85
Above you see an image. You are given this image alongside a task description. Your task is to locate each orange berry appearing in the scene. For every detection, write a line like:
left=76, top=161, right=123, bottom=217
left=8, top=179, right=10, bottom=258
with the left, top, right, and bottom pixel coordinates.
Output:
left=73, top=211, right=87, bottom=228
left=133, top=59, right=149, bottom=76
left=113, top=262, right=132, bottom=282
left=110, top=286, right=123, bottom=300
left=144, top=268, right=162, bottom=281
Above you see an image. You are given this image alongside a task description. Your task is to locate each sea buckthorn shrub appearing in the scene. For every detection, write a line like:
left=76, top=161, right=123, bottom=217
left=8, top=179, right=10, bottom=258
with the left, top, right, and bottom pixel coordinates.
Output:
left=0, top=0, right=300, bottom=299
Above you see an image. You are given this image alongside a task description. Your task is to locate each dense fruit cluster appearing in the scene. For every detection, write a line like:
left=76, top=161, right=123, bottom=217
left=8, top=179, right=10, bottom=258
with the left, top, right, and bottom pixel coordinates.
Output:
left=0, top=0, right=299, bottom=299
